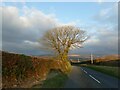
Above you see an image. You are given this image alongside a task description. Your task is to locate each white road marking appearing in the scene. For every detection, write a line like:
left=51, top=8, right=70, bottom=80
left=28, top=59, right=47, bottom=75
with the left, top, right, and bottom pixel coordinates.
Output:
left=89, top=75, right=101, bottom=84
left=81, top=68, right=87, bottom=73
left=81, top=67, right=101, bottom=84
left=81, top=68, right=83, bottom=71
left=84, top=70, right=88, bottom=74
left=81, top=68, right=87, bottom=74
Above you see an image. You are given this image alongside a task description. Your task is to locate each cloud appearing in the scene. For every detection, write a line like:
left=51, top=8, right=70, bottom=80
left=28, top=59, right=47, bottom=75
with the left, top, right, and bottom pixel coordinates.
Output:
left=0, top=7, right=2, bottom=50
left=72, top=31, right=118, bottom=55
left=2, top=6, right=78, bottom=55
left=70, top=3, right=118, bottom=56
left=2, top=6, right=57, bottom=54
left=24, top=40, right=40, bottom=48
left=97, top=0, right=104, bottom=4
left=76, top=3, right=118, bottom=55
left=2, top=3, right=118, bottom=56
left=93, top=3, right=118, bottom=25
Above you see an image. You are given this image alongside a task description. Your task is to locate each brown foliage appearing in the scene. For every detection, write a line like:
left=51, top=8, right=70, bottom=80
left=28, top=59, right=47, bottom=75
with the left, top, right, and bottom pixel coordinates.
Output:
left=2, top=51, right=71, bottom=88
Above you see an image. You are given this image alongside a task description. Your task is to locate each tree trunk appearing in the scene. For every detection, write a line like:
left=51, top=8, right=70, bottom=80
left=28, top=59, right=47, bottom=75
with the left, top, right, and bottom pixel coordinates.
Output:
left=57, top=52, right=68, bottom=60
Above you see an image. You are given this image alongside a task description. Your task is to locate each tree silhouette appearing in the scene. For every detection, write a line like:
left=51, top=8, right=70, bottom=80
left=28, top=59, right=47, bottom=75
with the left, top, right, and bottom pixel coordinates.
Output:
left=40, top=25, right=89, bottom=61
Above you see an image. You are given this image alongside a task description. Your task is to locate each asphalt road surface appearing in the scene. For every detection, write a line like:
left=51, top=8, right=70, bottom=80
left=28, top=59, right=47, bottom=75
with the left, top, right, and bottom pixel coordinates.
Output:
left=64, top=66, right=119, bottom=88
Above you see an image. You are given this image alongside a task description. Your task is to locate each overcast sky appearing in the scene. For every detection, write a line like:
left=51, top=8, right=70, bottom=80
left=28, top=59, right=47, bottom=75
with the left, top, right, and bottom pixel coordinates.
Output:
left=1, top=1, right=118, bottom=56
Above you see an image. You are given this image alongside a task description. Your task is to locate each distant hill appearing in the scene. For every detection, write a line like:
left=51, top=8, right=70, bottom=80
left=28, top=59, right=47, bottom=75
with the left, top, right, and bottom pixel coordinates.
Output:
left=75, top=54, right=120, bottom=67
left=95, top=54, right=119, bottom=62
left=68, top=54, right=97, bottom=61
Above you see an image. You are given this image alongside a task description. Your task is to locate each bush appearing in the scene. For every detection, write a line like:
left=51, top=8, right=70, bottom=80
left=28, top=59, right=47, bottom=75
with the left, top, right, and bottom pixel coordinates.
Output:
left=15, top=54, right=34, bottom=80
left=2, top=51, right=71, bottom=88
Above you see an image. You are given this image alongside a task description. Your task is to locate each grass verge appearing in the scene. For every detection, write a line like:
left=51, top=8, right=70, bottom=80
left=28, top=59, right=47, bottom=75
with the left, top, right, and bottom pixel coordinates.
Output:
left=42, top=73, right=68, bottom=88
left=32, top=73, right=68, bottom=88
left=83, top=65, right=120, bottom=79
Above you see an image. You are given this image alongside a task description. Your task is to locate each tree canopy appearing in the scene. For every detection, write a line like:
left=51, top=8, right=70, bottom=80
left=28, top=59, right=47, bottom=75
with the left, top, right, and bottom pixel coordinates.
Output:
left=40, top=25, right=89, bottom=61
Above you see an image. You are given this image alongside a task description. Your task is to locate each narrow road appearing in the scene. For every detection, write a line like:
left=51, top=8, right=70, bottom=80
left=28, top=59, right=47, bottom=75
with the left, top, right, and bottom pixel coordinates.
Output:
left=64, top=66, right=119, bottom=88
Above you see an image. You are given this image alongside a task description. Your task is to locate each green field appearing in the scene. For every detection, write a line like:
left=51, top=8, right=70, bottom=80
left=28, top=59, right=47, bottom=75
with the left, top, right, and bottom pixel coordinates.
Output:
left=82, top=65, right=120, bottom=79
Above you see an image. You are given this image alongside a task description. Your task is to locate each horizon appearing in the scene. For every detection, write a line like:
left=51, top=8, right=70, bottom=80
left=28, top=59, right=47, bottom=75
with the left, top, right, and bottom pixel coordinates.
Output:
left=1, top=50, right=119, bottom=58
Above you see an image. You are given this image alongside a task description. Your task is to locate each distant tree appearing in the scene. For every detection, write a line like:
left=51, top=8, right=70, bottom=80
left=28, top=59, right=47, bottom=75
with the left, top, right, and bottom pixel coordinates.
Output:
left=40, top=25, right=89, bottom=61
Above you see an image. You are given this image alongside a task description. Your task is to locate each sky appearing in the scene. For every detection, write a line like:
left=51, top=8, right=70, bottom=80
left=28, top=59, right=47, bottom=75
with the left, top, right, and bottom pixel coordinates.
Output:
left=1, top=1, right=118, bottom=56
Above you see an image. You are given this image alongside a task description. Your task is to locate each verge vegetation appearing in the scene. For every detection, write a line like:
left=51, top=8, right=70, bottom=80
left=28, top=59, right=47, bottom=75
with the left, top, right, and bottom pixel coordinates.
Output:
left=82, top=65, right=120, bottom=79
left=2, top=51, right=70, bottom=88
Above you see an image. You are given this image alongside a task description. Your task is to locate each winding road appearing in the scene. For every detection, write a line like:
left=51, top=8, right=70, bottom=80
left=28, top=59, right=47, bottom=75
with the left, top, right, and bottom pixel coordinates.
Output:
left=64, top=66, right=119, bottom=88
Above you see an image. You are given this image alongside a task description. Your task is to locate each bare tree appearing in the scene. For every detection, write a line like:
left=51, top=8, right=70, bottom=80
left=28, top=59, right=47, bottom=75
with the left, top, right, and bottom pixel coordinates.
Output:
left=40, top=25, right=89, bottom=61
